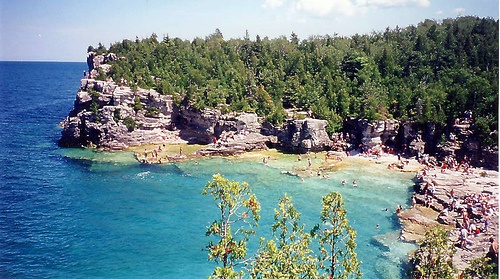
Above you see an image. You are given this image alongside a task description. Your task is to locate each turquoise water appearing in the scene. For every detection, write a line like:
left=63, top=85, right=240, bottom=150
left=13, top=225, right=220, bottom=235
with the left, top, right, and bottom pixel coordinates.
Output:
left=0, top=62, right=416, bottom=278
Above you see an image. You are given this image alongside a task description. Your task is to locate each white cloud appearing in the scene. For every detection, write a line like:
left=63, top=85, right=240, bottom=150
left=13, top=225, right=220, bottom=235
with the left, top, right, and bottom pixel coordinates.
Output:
left=453, top=7, right=466, bottom=15
left=262, top=0, right=287, bottom=9
left=289, top=0, right=430, bottom=17
left=361, top=0, right=430, bottom=8
left=435, top=10, right=443, bottom=15
left=295, top=0, right=358, bottom=17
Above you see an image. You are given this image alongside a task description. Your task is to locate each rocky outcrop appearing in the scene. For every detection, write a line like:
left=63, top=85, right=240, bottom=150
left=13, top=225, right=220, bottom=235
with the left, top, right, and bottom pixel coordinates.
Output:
left=275, top=118, right=333, bottom=152
left=402, top=167, right=499, bottom=272
left=59, top=78, right=174, bottom=150
left=196, top=133, right=277, bottom=156
left=86, top=52, right=117, bottom=73
left=342, top=118, right=498, bottom=170
left=344, top=118, right=400, bottom=150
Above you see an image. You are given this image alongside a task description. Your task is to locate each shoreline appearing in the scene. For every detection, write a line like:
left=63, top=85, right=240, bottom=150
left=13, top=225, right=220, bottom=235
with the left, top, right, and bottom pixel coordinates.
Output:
left=101, top=142, right=498, bottom=273
left=398, top=164, right=499, bottom=272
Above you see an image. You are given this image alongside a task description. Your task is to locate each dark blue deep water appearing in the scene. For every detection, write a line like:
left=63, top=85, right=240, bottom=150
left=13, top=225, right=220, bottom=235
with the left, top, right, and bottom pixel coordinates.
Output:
left=0, top=62, right=416, bottom=278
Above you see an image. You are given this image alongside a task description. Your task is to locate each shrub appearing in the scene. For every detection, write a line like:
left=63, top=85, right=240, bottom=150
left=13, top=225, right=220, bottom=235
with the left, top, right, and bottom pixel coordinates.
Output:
left=145, top=106, right=160, bottom=117
left=133, top=96, right=143, bottom=113
left=123, top=116, right=137, bottom=132
left=113, top=108, right=121, bottom=123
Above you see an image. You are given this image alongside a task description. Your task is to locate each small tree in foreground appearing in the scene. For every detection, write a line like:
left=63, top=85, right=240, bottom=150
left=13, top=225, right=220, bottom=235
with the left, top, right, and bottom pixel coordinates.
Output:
left=463, top=256, right=498, bottom=279
left=202, top=173, right=261, bottom=279
left=311, top=192, right=362, bottom=279
left=249, top=194, right=318, bottom=278
left=409, top=226, right=456, bottom=279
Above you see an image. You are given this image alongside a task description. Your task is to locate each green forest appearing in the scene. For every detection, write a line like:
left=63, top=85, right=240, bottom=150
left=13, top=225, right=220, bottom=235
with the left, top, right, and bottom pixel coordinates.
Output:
left=89, top=16, right=498, bottom=147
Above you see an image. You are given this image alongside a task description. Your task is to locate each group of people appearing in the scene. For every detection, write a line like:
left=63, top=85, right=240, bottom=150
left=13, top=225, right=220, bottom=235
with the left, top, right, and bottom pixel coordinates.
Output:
left=416, top=156, right=497, bottom=257
left=439, top=155, right=473, bottom=174
left=455, top=191, right=496, bottom=248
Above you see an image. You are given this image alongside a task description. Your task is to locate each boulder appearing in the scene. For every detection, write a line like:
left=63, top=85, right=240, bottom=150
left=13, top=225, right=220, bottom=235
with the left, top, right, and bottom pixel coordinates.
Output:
left=278, top=118, right=332, bottom=152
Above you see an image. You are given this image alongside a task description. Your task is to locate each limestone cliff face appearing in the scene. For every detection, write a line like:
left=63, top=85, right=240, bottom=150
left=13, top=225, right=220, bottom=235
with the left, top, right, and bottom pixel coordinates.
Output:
left=59, top=54, right=334, bottom=152
left=59, top=79, right=175, bottom=150
left=276, top=118, right=333, bottom=152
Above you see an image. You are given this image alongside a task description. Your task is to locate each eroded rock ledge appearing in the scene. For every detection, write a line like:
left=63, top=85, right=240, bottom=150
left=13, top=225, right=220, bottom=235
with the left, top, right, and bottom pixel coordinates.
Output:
left=59, top=55, right=332, bottom=154
left=60, top=53, right=498, bottom=170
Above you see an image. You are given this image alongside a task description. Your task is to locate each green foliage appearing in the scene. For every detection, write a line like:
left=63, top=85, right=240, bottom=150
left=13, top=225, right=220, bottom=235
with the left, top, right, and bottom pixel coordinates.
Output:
left=123, top=116, right=137, bottom=132
left=113, top=108, right=121, bottom=123
left=133, top=96, right=143, bottom=113
left=89, top=17, right=498, bottom=148
left=95, top=68, right=107, bottom=81
left=88, top=88, right=100, bottom=98
left=250, top=194, right=318, bottom=278
left=145, top=105, right=160, bottom=117
left=311, top=192, right=362, bottom=279
left=409, top=227, right=456, bottom=279
left=202, top=174, right=260, bottom=279
left=200, top=176, right=364, bottom=279
left=463, top=257, right=498, bottom=279
left=474, top=116, right=498, bottom=147
left=90, top=101, right=99, bottom=116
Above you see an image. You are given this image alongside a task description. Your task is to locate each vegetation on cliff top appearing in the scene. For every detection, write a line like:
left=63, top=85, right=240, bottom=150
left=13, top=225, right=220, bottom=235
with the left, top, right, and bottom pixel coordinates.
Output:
left=89, top=16, right=498, bottom=147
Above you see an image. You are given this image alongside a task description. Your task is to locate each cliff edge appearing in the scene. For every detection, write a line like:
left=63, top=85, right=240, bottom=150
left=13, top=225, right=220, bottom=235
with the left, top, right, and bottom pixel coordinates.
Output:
left=59, top=53, right=333, bottom=153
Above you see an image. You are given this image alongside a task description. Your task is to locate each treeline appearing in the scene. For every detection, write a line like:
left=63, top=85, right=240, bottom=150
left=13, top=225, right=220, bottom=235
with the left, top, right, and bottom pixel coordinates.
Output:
left=89, top=16, right=498, bottom=146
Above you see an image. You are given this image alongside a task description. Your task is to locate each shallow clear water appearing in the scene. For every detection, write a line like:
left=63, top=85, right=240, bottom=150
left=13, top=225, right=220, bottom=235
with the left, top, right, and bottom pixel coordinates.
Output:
left=0, top=62, right=416, bottom=278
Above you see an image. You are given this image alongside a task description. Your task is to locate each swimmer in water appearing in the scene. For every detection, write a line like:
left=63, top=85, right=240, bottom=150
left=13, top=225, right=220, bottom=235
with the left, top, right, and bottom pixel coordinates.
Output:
left=353, top=180, right=358, bottom=187
left=341, top=180, right=346, bottom=185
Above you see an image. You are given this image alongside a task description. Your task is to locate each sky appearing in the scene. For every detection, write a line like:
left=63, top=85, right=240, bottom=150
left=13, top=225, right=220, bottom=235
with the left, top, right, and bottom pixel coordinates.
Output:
left=0, top=0, right=498, bottom=62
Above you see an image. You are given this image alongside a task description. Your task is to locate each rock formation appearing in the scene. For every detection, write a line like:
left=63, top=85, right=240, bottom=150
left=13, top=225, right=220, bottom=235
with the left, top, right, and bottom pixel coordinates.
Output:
left=59, top=54, right=335, bottom=154
left=61, top=53, right=497, bottom=169
left=275, top=118, right=333, bottom=152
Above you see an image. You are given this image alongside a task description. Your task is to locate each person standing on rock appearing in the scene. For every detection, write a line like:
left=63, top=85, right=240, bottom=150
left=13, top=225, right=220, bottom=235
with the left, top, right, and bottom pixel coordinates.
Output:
left=460, top=227, right=468, bottom=249
left=486, top=237, right=498, bottom=267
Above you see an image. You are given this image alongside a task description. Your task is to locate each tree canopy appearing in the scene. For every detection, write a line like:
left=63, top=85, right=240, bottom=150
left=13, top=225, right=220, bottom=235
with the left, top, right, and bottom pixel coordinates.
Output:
left=92, top=16, right=498, bottom=146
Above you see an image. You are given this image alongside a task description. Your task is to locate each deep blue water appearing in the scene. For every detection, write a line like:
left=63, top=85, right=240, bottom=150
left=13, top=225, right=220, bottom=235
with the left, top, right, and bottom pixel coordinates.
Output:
left=0, top=62, right=416, bottom=278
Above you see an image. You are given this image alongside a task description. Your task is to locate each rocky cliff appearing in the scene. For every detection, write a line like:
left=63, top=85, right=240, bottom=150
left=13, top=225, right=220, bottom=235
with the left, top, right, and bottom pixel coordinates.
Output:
left=60, top=53, right=497, bottom=168
left=59, top=78, right=175, bottom=150
left=59, top=53, right=332, bottom=153
left=343, top=118, right=498, bottom=169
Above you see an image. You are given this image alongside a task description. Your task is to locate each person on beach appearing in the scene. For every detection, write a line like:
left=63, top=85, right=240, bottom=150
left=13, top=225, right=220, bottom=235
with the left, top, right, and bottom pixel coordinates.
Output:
left=484, top=217, right=490, bottom=233
left=460, top=227, right=468, bottom=248
left=449, top=188, right=455, bottom=199
left=439, top=207, right=449, bottom=217
left=486, top=238, right=498, bottom=265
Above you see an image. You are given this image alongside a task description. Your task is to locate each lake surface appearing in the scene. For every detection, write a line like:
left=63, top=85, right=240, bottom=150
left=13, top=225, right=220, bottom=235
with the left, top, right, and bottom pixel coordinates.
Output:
left=0, top=61, right=416, bottom=278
